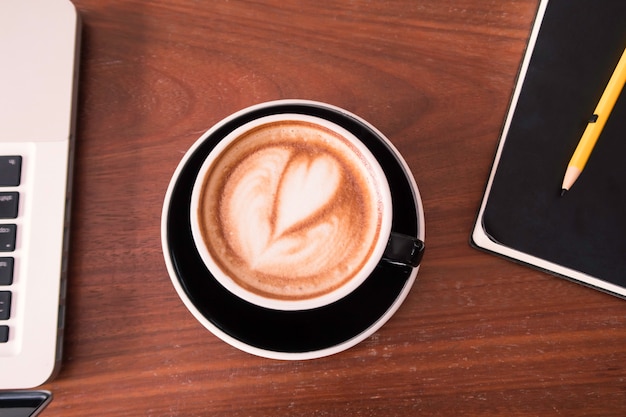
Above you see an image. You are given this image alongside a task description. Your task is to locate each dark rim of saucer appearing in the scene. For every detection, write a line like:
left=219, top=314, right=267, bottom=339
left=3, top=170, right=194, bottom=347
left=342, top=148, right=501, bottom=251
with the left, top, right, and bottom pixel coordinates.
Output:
left=165, top=102, right=420, bottom=354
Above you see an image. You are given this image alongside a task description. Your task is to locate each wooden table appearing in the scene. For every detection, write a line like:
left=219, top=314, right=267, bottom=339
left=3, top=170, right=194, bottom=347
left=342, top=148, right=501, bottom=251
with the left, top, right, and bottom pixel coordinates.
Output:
left=41, top=0, right=626, bottom=415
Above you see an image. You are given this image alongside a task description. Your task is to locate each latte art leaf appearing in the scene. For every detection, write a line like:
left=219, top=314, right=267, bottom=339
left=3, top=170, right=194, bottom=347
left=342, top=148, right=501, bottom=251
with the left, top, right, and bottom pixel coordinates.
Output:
left=222, top=148, right=289, bottom=266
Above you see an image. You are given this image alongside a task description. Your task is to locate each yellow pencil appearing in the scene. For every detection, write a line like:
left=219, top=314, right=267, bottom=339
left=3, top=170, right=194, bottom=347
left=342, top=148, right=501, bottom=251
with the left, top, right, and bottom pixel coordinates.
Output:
left=561, top=46, right=626, bottom=195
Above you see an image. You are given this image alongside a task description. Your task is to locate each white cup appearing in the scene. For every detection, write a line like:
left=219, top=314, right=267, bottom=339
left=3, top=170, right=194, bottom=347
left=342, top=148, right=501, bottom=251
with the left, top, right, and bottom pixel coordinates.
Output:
left=189, top=113, right=400, bottom=310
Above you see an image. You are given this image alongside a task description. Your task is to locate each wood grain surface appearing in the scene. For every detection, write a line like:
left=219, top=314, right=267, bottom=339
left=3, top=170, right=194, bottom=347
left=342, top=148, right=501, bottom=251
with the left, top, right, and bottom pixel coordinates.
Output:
left=38, top=0, right=626, bottom=415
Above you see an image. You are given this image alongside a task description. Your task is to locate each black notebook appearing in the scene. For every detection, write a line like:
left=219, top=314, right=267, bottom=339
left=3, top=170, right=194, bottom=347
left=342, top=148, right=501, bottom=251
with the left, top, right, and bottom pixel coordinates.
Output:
left=471, top=0, right=626, bottom=298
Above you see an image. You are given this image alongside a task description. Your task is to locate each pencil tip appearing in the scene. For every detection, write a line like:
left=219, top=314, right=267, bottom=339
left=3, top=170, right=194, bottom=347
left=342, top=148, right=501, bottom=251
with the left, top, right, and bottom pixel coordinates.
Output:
left=560, top=188, right=568, bottom=197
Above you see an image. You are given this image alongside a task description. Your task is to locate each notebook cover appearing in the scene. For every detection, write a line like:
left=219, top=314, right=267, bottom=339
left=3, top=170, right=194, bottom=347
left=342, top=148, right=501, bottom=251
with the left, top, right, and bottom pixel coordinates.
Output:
left=471, top=0, right=626, bottom=297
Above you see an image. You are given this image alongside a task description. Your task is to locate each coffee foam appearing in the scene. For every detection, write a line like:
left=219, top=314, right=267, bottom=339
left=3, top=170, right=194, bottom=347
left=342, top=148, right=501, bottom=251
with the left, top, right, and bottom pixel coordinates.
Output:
left=197, top=121, right=384, bottom=301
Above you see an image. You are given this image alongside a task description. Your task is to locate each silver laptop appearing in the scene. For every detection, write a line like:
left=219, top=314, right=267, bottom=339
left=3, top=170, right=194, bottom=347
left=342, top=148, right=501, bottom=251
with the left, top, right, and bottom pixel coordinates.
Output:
left=0, top=0, right=80, bottom=389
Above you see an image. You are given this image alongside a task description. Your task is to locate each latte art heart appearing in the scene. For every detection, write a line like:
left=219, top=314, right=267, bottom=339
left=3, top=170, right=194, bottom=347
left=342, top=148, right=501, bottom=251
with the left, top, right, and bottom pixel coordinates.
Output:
left=273, top=153, right=341, bottom=238
left=224, top=149, right=344, bottom=277
left=197, top=121, right=384, bottom=301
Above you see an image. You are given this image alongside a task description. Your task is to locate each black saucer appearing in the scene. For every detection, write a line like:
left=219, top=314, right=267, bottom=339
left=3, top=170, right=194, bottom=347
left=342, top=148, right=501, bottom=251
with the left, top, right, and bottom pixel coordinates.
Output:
left=164, top=102, right=422, bottom=355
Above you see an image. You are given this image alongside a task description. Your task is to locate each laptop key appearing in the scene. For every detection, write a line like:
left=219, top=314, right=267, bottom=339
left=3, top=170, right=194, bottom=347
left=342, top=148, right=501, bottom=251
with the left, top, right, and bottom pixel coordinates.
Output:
left=0, top=193, right=19, bottom=219
left=0, top=258, right=14, bottom=285
left=0, top=291, right=10, bottom=320
left=0, top=326, right=8, bottom=343
left=0, top=225, right=16, bottom=252
left=0, top=156, right=22, bottom=187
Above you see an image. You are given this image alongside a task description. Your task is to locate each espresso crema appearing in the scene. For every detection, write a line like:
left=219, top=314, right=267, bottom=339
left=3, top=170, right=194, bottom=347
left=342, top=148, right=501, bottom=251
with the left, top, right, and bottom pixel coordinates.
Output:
left=197, top=120, right=384, bottom=301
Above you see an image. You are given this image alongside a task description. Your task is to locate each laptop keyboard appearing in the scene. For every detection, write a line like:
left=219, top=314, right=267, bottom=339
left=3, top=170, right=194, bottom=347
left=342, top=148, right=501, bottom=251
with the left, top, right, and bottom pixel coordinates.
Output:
left=0, top=156, right=21, bottom=343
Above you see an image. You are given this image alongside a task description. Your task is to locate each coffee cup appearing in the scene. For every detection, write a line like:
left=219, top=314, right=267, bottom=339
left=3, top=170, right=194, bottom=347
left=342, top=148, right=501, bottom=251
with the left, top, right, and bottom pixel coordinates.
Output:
left=189, top=111, right=423, bottom=311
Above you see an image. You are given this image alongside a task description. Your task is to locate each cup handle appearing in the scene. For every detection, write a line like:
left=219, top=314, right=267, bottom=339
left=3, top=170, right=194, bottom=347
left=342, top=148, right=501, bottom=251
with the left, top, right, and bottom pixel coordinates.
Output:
left=382, top=232, right=425, bottom=268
